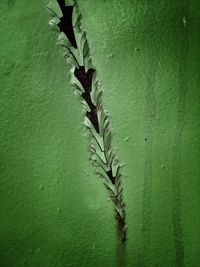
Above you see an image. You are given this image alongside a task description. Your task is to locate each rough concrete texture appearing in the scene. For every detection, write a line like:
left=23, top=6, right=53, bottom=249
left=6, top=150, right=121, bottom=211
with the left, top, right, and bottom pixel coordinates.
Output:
left=0, top=0, right=200, bottom=266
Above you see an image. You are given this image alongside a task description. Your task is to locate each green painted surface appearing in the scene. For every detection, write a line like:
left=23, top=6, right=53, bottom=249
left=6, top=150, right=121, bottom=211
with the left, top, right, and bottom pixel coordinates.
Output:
left=0, top=0, right=199, bottom=266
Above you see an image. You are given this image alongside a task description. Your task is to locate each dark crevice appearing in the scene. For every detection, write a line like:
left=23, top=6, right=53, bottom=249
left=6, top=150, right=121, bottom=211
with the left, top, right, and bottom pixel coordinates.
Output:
left=57, top=0, right=66, bottom=11
left=86, top=110, right=99, bottom=133
left=106, top=170, right=115, bottom=184
left=74, top=67, right=94, bottom=92
left=74, top=69, right=117, bottom=190
left=49, top=0, right=126, bottom=245
left=75, top=67, right=100, bottom=133
left=57, top=0, right=77, bottom=48
left=57, top=0, right=100, bottom=134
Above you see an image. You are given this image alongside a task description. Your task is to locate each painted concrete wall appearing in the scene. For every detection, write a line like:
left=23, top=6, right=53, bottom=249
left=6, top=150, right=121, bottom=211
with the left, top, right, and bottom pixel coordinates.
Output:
left=0, top=0, right=199, bottom=266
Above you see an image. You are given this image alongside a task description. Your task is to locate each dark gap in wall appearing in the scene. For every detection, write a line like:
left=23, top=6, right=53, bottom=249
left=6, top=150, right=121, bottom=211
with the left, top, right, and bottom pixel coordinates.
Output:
left=106, top=170, right=115, bottom=184
left=74, top=67, right=100, bottom=133
left=74, top=67, right=94, bottom=92
left=51, top=0, right=126, bottom=244
left=57, top=0, right=65, bottom=10
left=57, top=0, right=77, bottom=48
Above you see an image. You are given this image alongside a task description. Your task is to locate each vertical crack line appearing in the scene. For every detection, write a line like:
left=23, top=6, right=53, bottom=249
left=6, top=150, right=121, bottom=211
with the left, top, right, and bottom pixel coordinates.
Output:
left=142, top=59, right=157, bottom=265
left=172, top=1, right=189, bottom=266
left=47, top=0, right=127, bottom=245
left=141, top=2, right=157, bottom=266
left=57, top=1, right=77, bottom=48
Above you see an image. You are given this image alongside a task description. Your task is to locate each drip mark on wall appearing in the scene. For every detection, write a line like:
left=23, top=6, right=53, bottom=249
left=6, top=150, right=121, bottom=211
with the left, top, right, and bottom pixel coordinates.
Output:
left=172, top=1, right=189, bottom=266
left=47, top=0, right=127, bottom=245
left=141, top=1, right=158, bottom=266
left=142, top=59, right=157, bottom=266
left=7, top=0, right=15, bottom=8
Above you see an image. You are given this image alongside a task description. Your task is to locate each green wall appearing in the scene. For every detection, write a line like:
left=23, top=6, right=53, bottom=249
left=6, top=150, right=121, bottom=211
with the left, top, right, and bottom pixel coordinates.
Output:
left=0, top=0, right=199, bottom=266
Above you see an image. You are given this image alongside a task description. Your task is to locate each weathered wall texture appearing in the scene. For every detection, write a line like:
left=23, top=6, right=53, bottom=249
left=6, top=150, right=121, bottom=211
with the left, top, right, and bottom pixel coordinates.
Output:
left=0, top=0, right=199, bottom=266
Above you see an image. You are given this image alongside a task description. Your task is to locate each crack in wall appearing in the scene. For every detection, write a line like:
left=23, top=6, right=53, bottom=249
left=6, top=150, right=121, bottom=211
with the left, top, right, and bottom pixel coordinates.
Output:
left=57, top=1, right=77, bottom=48
left=47, top=0, right=127, bottom=244
left=74, top=67, right=99, bottom=133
